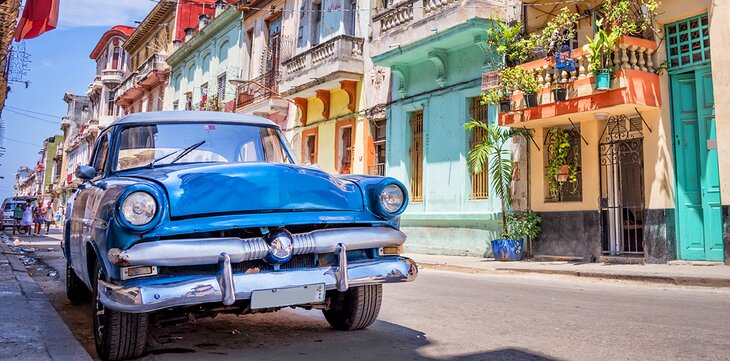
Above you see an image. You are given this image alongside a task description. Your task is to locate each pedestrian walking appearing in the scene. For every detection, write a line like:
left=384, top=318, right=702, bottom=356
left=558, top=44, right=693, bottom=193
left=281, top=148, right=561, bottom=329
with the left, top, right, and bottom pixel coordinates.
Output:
left=44, top=202, right=54, bottom=234
left=13, top=203, right=24, bottom=235
left=33, top=205, right=43, bottom=236
left=20, top=201, right=33, bottom=236
left=54, top=206, right=63, bottom=226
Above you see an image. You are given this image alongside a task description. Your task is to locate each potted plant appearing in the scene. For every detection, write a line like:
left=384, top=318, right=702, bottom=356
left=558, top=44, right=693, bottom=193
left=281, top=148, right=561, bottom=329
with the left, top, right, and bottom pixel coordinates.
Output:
left=583, top=21, right=619, bottom=91
left=515, top=67, right=539, bottom=108
left=464, top=120, right=531, bottom=261
left=485, top=21, right=533, bottom=68
left=482, top=88, right=511, bottom=113
left=505, top=211, right=541, bottom=259
left=545, top=128, right=579, bottom=198
left=552, top=83, right=567, bottom=102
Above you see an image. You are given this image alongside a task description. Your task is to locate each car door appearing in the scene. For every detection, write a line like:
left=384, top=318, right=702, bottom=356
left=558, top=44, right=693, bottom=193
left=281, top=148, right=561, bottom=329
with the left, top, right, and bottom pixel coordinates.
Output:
left=69, top=133, right=111, bottom=281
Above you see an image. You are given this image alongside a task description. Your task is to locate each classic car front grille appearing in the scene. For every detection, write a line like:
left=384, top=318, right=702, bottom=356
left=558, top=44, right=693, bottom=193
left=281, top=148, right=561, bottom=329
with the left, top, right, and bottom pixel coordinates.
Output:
left=158, top=254, right=318, bottom=276
left=232, top=254, right=317, bottom=273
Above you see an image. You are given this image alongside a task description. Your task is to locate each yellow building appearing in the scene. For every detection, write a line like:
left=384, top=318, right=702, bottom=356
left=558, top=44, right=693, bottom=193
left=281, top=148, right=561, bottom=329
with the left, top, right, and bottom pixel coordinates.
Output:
left=497, top=0, right=729, bottom=264
left=278, top=0, right=370, bottom=175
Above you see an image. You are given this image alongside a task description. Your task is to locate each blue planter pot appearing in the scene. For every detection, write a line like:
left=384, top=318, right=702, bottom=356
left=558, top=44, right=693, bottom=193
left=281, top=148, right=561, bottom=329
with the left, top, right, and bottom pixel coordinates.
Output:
left=491, top=239, right=524, bottom=261
left=595, top=71, right=611, bottom=90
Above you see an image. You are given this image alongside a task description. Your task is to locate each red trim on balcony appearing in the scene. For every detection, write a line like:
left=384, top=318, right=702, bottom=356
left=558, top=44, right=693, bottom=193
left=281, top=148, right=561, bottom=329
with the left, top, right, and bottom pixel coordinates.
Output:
left=499, top=70, right=661, bottom=126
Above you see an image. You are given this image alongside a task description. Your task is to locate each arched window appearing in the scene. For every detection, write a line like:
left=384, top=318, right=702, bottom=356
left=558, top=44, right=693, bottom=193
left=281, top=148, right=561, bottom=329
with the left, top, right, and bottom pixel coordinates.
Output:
left=218, top=41, right=229, bottom=67
left=201, top=52, right=211, bottom=81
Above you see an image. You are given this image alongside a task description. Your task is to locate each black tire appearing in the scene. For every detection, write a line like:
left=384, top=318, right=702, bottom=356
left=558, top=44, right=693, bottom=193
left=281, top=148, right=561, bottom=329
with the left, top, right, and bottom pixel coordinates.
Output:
left=92, top=262, right=148, bottom=361
left=66, top=263, right=90, bottom=305
left=322, top=285, right=382, bottom=331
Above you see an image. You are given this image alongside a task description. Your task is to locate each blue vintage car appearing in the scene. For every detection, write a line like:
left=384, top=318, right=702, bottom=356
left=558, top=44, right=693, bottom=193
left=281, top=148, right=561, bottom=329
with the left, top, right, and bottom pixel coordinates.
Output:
left=63, top=111, right=417, bottom=360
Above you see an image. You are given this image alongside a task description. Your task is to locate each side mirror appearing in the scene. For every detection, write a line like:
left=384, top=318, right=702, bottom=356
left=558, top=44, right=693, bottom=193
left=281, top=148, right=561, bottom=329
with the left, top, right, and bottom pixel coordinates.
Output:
left=76, top=165, right=96, bottom=181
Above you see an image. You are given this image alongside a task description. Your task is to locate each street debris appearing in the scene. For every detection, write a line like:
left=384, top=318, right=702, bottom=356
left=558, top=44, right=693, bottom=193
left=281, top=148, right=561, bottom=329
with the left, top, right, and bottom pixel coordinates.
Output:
left=18, top=256, right=37, bottom=266
left=231, top=330, right=241, bottom=335
left=47, top=271, right=57, bottom=277
left=47, top=248, right=55, bottom=252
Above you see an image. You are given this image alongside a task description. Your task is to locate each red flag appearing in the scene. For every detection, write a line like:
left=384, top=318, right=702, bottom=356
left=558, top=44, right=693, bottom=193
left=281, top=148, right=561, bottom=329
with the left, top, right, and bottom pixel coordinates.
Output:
left=14, top=0, right=60, bottom=41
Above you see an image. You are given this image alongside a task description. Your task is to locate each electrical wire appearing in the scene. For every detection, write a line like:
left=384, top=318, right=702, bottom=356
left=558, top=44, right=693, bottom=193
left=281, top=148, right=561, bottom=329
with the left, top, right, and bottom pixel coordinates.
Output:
left=4, top=106, right=63, bottom=119
left=3, top=137, right=42, bottom=147
left=3, top=109, right=61, bottom=125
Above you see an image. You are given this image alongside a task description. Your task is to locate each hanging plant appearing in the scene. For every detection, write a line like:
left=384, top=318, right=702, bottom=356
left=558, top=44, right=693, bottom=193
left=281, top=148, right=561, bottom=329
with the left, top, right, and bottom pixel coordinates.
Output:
left=545, top=128, right=579, bottom=197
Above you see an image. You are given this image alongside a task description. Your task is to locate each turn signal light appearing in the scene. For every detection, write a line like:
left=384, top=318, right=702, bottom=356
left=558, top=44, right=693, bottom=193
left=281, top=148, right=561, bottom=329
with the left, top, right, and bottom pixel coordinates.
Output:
left=378, top=246, right=402, bottom=256
left=121, top=266, right=158, bottom=280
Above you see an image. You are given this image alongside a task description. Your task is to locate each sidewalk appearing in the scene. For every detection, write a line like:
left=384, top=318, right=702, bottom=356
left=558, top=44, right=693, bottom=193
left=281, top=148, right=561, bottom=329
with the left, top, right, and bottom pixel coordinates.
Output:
left=0, top=232, right=92, bottom=361
left=406, top=253, right=730, bottom=288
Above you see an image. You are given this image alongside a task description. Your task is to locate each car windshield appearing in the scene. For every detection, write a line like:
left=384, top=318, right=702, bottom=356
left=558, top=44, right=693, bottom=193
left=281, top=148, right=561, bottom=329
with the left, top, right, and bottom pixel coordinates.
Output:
left=116, top=123, right=293, bottom=171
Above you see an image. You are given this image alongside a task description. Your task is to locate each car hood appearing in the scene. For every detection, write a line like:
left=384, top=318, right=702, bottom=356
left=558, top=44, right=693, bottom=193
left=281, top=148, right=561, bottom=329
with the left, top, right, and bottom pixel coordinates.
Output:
left=123, top=163, right=364, bottom=219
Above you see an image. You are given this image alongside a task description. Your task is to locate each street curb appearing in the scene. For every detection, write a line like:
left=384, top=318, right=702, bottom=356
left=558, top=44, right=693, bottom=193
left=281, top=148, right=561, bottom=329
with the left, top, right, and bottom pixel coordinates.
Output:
left=0, top=235, right=93, bottom=361
left=416, top=261, right=730, bottom=288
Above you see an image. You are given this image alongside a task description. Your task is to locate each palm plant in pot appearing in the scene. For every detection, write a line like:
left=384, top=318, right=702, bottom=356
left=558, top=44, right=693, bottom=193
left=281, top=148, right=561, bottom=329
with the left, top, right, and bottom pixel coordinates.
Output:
left=465, top=118, right=531, bottom=261
left=583, top=21, right=619, bottom=91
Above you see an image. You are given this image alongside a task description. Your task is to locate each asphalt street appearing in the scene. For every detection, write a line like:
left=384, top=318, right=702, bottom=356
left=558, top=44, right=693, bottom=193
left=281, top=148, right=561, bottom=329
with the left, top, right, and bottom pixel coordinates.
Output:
left=12, top=232, right=730, bottom=361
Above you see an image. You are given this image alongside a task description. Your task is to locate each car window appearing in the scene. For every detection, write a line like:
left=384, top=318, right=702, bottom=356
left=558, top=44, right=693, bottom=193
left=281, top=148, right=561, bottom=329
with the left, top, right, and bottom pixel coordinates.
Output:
left=92, top=134, right=109, bottom=177
left=116, top=123, right=292, bottom=171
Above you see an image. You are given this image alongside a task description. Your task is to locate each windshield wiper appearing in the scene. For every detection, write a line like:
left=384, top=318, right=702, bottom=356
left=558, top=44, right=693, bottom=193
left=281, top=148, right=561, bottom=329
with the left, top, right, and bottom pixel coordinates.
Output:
left=149, top=140, right=206, bottom=168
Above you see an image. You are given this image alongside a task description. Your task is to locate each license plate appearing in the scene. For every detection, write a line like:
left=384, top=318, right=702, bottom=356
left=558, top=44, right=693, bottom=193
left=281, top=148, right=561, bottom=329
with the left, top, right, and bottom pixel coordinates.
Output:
left=250, top=284, right=326, bottom=309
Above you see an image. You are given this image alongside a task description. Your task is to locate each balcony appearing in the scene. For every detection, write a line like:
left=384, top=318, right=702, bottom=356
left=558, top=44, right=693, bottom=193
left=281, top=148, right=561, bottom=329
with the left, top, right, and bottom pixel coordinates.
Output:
left=370, top=0, right=494, bottom=57
left=101, top=69, right=124, bottom=87
left=87, top=75, right=103, bottom=96
left=280, top=35, right=364, bottom=97
left=235, top=70, right=290, bottom=116
left=496, top=37, right=661, bottom=126
left=116, top=53, right=169, bottom=106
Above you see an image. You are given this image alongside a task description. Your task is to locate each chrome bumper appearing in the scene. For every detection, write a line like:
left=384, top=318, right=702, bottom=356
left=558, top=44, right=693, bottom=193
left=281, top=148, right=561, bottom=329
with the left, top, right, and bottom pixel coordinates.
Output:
left=108, top=227, right=406, bottom=267
left=98, top=253, right=417, bottom=313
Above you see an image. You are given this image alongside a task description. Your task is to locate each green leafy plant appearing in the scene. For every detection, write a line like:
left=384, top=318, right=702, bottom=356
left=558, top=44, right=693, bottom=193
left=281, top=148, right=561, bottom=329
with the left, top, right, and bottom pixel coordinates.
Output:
left=481, top=88, right=504, bottom=106
left=583, top=21, right=620, bottom=75
left=464, top=121, right=531, bottom=238
left=545, top=128, right=579, bottom=197
left=535, top=7, right=580, bottom=56
left=506, top=211, right=541, bottom=240
left=198, top=95, right=224, bottom=111
left=603, top=0, right=662, bottom=38
left=499, top=66, right=538, bottom=95
left=486, top=21, right=534, bottom=66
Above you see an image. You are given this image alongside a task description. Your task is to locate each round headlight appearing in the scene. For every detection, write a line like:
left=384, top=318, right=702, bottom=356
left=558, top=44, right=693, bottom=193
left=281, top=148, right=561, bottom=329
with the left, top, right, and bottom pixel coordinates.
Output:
left=264, top=230, right=294, bottom=264
left=121, top=191, right=157, bottom=226
left=380, top=184, right=405, bottom=214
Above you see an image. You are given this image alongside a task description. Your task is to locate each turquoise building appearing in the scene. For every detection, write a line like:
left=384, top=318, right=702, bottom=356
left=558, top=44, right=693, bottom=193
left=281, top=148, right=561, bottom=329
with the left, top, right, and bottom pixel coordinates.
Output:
left=370, top=10, right=507, bottom=256
left=164, top=6, right=243, bottom=111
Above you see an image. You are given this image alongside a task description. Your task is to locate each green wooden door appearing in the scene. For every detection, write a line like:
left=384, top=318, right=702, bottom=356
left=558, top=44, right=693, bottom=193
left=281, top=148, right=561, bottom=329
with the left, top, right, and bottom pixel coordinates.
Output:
left=672, top=68, right=724, bottom=261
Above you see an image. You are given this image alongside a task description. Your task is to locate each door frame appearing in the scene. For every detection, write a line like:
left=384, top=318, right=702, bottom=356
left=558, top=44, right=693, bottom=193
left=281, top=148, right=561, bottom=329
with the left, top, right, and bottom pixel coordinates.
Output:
left=670, top=65, right=722, bottom=261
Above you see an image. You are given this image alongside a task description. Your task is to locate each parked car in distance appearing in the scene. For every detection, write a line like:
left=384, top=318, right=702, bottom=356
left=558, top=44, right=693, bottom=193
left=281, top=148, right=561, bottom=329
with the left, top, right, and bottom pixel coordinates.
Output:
left=63, top=111, right=417, bottom=361
left=1, top=197, right=34, bottom=230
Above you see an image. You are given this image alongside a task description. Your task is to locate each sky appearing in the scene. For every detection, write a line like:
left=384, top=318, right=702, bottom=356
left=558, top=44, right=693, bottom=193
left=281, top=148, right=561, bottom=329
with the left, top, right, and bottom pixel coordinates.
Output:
left=0, top=0, right=155, bottom=196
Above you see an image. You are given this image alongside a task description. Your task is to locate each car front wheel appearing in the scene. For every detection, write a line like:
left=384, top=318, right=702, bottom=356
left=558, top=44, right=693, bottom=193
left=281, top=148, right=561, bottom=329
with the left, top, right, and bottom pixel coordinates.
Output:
left=92, top=262, right=148, bottom=361
left=322, top=284, right=382, bottom=331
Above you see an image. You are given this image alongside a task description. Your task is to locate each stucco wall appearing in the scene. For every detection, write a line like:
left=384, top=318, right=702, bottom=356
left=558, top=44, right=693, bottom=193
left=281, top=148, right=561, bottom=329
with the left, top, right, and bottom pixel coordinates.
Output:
left=164, top=9, right=243, bottom=109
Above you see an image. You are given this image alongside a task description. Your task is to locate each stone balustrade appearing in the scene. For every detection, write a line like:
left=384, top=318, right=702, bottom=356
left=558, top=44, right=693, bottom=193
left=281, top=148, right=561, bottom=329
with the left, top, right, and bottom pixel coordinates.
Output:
left=378, top=1, right=414, bottom=32
left=283, top=35, right=364, bottom=76
left=423, top=0, right=461, bottom=13
left=505, top=37, right=658, bottom=93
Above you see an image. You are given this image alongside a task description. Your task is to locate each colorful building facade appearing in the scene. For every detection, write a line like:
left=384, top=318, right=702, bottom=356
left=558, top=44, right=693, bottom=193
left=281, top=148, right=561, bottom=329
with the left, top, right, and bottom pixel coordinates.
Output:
left=369, top=1, right=517, bottom=256
left=114, top=0, right=177, bottom=114
left=88, top=25, right=135, bottom=129
left=498, top=0, right=729, bottom=264
left=233, top=0, right=294, bottom=131
left=164, top=4, right=243, bottom=111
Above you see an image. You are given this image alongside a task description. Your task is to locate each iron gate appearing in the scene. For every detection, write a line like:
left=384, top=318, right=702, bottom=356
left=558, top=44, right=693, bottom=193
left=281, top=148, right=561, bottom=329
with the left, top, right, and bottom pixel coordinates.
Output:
left=599, top=115, right=645, bottom=256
